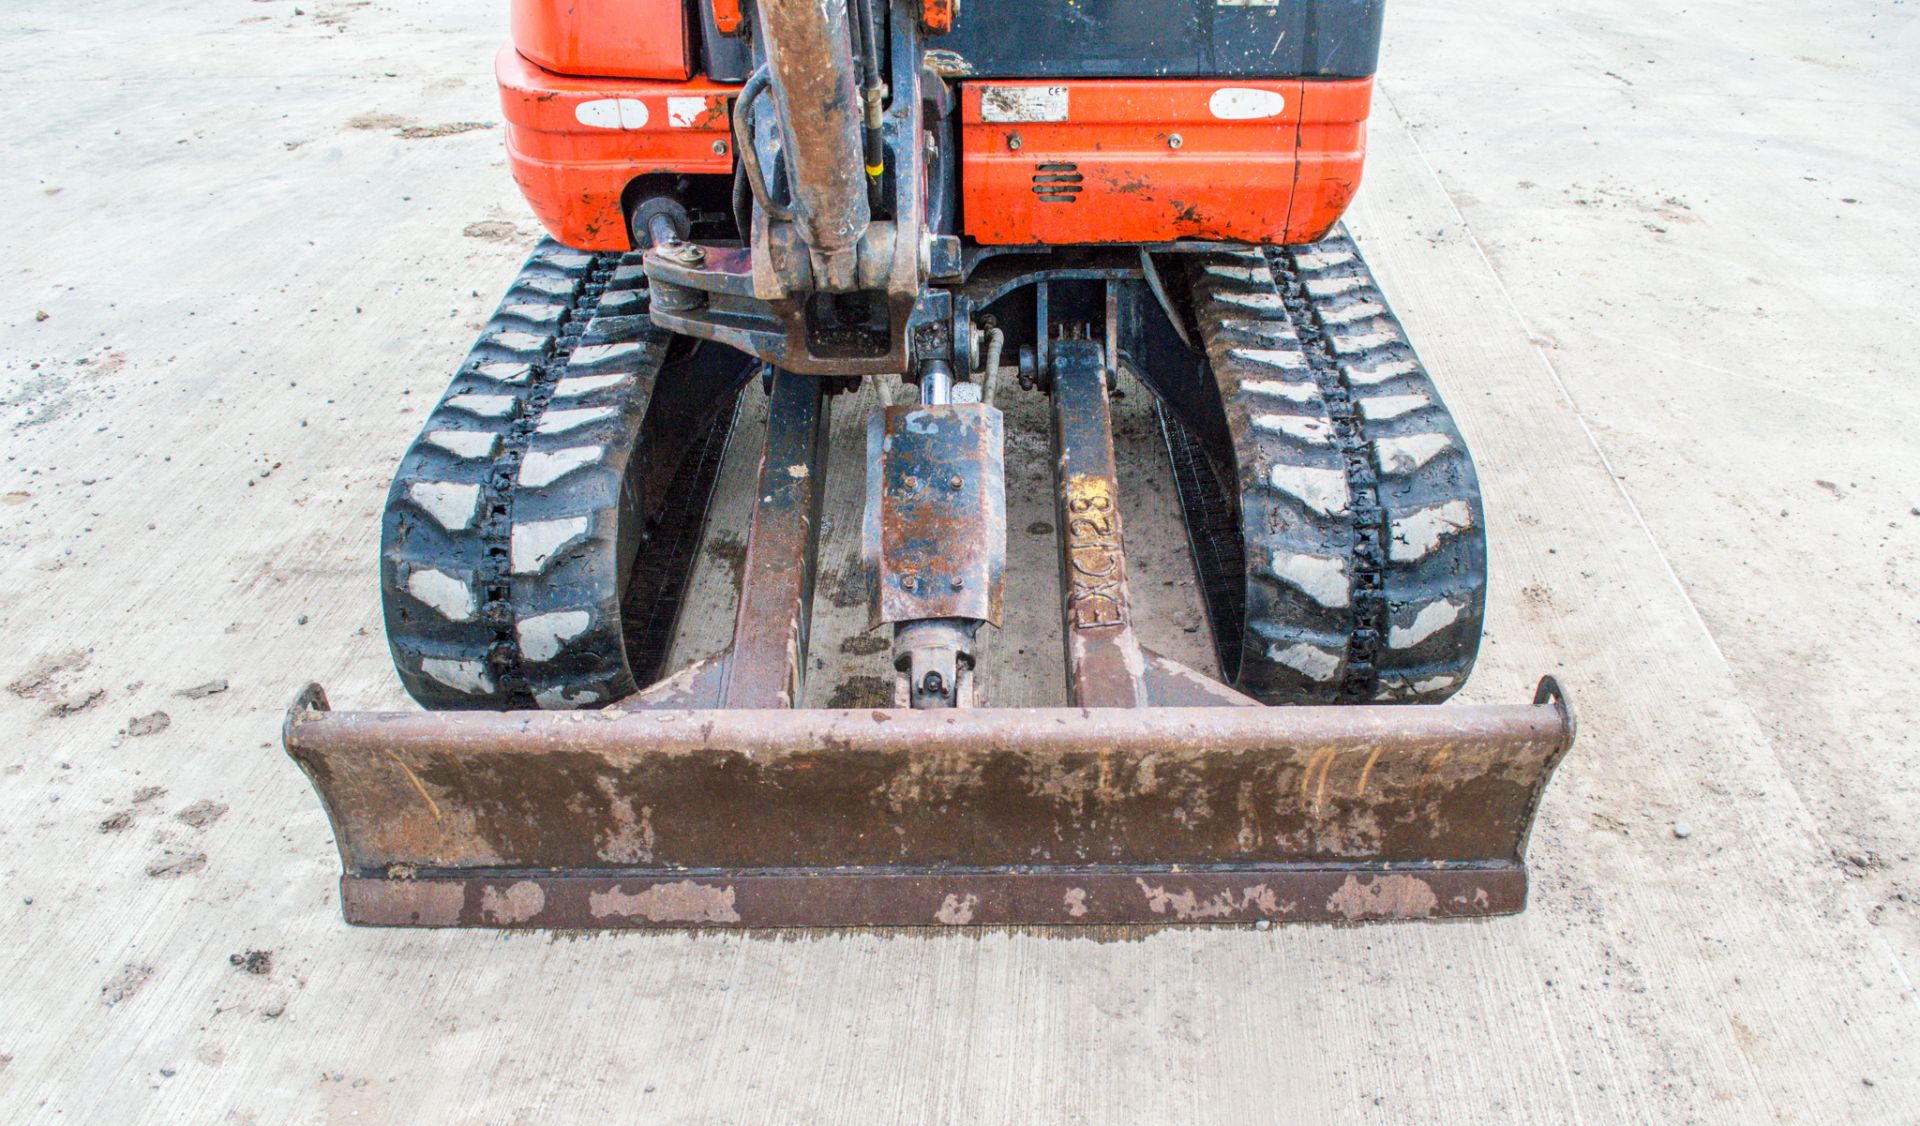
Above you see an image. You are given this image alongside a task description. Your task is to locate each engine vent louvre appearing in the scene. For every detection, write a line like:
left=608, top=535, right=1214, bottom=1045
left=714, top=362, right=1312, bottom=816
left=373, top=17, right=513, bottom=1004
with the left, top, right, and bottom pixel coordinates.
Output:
left=1031, top=162, right=1083, bottom=203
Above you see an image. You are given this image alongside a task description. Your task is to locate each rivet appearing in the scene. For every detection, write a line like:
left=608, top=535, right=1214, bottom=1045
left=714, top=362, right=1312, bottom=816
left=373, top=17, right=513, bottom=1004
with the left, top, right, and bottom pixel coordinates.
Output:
left=1168, top=133, right=1183, bottom=150
left=950, top=576, right=965, bottom=591
left=902, top=576, right=918, bottom=592
left=948, top=475, right=964, bottom=489
left=1007, top=133, right=1023, bottom=151
left=712, top=139, right=729, bottom=155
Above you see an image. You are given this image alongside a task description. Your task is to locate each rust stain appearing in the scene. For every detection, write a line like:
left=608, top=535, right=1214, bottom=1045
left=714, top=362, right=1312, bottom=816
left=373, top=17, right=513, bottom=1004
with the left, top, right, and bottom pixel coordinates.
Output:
left=1326, top=874, right=1439, bottom=921
left=479, top=880, right=545, bottom=925
left=590, top=880, right=740, bottom=924
left=346, top=880, right=464, bottom=926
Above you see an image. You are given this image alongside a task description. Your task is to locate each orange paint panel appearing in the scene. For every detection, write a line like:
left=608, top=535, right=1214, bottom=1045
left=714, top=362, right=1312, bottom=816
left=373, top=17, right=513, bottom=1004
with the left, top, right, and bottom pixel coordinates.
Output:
left=511, top=0, right=691, bottom=80
left=711, top=0, right=744, bottom=36
left=496, top=47, right=737, bottom=251
left=961, top=78, right=1374, bottom=246
left=1286, top=79, right=1372, bottom=243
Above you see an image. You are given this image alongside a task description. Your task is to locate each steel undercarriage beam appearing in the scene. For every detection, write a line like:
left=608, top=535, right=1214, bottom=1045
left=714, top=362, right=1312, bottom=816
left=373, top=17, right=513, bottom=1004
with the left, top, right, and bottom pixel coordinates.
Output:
left=721, top=371, right=830, bottom=708
left=1050, top=337, right=1149, bottom=708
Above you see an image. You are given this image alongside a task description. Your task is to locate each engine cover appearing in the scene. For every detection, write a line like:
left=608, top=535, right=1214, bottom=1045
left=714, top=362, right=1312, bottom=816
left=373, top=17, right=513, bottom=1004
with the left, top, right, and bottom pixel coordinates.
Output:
left=960, top=78, right=1372, bottom=246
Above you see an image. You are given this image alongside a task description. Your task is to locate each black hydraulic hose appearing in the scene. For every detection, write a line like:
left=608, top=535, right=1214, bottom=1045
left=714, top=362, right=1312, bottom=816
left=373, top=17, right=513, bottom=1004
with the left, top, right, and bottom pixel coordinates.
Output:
left=731, top=66, right=794, bottom=224
left=732, top=161, right=753, bottom=246
left=849, top=0, right=886, bottom=213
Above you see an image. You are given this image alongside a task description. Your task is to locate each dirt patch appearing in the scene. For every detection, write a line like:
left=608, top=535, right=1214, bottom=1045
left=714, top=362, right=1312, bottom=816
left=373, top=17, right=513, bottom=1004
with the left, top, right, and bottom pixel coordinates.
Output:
left=9, top=649, right=92, bottom=699
left=839, top=634, right=890, bottom=656
left=100, top=963, right=153, bottom=1007
left=824, top=554, right=870, bottom=608
left=126, top=711, right=171, bottom=737
left=312, top=5, right=360, bottom=29
left=345, top=112, right=407, bottom=132
left=9, top=653, right=72, bottom=695
left=19, top=649, right=96, bottom=709
left=176, top=679, right=228, bottom=700
left=462, top=221, right=523, bottom=242
left=98, top=811, right=135, bottom=834
left=397, top=121, right=492, bottom=140
left=48, top=689, right=105, bottom=718
left=132, top=785, right=167, bottom=805
left=347, top=113, right=492, bottom=141
left=827, top=676, right=893, bottom=709
left=229, top=950, right=273, bottom=976
left=2, top=366, right=79, bottom=430
left=146, top=852, right=208, bottom=879
left=176, top=800, right=228, bottom=830
left=705, top=532, right=747, bottom=587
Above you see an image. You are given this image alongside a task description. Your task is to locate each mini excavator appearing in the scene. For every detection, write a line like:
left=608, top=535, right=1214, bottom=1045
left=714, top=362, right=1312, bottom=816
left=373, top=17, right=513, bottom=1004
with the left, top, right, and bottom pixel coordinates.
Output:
left=283, top=0, right=1573, bottom=928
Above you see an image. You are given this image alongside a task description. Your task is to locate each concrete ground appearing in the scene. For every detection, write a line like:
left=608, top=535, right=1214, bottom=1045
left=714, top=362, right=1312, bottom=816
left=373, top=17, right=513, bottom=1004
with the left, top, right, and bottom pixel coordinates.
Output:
left=2, top=0, right=1917, bottom=1120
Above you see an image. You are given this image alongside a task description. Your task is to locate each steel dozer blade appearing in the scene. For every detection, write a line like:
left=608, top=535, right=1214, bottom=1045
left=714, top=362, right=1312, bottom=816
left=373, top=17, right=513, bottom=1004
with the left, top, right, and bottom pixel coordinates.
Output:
left=284, top=679, right=1572, bottom=928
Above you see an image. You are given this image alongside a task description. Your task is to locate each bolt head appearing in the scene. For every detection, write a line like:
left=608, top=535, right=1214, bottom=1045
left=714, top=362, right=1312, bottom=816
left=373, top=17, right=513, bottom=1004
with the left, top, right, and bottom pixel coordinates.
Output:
left=948, top=474, right=964, bottom=490
left=901, top=576, right=918, bottom=592
left=712, top=139, right=728, bottom=155
left=950, top=576, right=965, bottom=590
left=659, top=242, right=705, bottom=266
left=1007, top=132, right=1022, bottom=151
left=1168, top=133, right=1183, bottom=149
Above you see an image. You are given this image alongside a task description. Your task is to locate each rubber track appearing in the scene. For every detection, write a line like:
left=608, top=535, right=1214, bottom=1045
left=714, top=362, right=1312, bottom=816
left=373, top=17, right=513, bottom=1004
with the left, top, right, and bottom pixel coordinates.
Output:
left=380, top=239, right=720, bottom=710
left=1176, top=224, right=1487, bottom=704
left=618, top=390, right=741, bottom=687
left=1158, top=413, right=1249, bottom=684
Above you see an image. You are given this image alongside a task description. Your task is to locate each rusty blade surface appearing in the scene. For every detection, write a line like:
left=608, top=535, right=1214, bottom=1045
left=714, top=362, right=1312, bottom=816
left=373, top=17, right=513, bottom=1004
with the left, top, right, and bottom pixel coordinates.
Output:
left=283, top=680, right=1573, bottom=928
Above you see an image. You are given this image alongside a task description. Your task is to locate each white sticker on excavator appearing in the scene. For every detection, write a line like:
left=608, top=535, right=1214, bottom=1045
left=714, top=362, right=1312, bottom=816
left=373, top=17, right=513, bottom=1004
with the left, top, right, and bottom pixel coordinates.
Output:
left=667, top=96, right=710, bottom=128
left=1209, top=87, right=1287, bottom=120
left=980, top=86, right=1068, bottom=123
left=575, top=98, right=649, bottom=130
